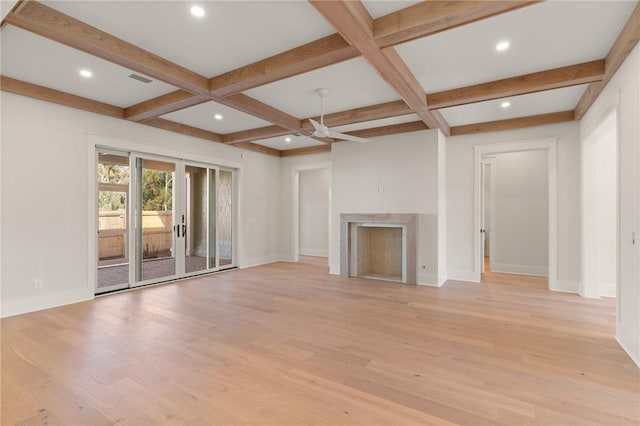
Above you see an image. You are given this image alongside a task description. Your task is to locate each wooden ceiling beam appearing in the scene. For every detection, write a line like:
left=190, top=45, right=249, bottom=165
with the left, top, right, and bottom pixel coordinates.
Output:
left=4, top=1, right=210, bottom=95
left=224, top=99, right=414, bottom=144
left=450, top=110, right=575, bottom=136
left=300, top=99, right=413, bottom=130
left=223, top=125, right=292, bottom=145
left=428, top=60, right=606, bottom=110
left=218, top=93, right=302, bottom=131
left=139, top=118, right=279, bottom=156
left=574, top=2, right=640, bottom=119
left=1, top=75, right=124, bottom=118
left=231, top=142, right=281, bottom=157
left=125, top=90, right=208, bottom=122
left=374, top=1, right=541, bottom=48
left=279, top=145, right=332, bottom=157
left=209, top=34, right=359, bottom=97
left=345, top=120, right=429, bottom=139
left=141, top=118, right=223, bottom=143
left=309, top=0, right=450, bottom=135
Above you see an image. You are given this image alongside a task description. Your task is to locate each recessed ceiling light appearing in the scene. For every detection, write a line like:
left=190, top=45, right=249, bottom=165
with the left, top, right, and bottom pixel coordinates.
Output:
left=284, top=137, right=292, bottom=144
left=501, top=101, right=511, bottom=108
left=496, top=40, right=510, bottom=52
left=79, top=69, right=92, bottom=78
left=214, top=113, right=223, bottom=120
left=190, top=5, right=205, bottom=17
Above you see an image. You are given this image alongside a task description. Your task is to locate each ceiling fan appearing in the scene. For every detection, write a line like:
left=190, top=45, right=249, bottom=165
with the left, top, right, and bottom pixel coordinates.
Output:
left=309, top=88, right=371, bottom=143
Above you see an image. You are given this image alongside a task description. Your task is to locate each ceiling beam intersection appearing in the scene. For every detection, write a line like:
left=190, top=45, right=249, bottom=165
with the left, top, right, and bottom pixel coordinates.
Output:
left=309, top=0, right=451, bottom=136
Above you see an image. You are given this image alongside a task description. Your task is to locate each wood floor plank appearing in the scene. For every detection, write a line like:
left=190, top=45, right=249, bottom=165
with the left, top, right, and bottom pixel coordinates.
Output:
left=1, top=261, right=638, bottom=425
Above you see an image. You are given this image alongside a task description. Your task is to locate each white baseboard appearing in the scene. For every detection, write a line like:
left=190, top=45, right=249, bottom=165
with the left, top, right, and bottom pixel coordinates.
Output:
left=492, top=262, right=548, bottom=277
left=418, top=273, right=441, bottom=287
left=437, top=272, right=447, bottom=287
left=550, top=279, right=579, bottom=294
left=446, top=269, right=477, bottom=283
left=1, top=288, right=94, bottom=318
left=616, top=324, right=640, bottom=368
left=599, top=282, right=616, bottom=298
left=299, top=249, right=328, bottom=257
left=240, top=254, right=283, bottom=269
left=329, top=264, right=340, bottom=275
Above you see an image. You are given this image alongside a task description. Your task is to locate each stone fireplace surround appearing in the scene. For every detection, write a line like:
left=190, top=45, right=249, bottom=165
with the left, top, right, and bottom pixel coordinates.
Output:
left=340, top=213, right=418, bottom=284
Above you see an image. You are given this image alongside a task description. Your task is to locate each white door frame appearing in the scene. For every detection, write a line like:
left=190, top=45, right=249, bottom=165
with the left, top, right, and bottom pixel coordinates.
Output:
left=480, top=158, right=496, bottom=273
left=473, top=138, right=558, bottom=288
left=580, top=92, right=620, bottom=301
left=291, top=161, right=331, bottom=262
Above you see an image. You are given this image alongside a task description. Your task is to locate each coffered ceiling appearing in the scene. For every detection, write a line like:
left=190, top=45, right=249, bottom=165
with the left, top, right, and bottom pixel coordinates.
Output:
left=1, top=1, right=638, bottom=157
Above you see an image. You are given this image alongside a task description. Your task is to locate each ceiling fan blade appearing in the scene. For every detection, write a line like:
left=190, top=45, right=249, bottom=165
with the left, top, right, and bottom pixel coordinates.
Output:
left=327, top=129, right=371, bottom=143
left=309, top=118, right=329, bottom=137
left=309, top=118, right=322, bottom=131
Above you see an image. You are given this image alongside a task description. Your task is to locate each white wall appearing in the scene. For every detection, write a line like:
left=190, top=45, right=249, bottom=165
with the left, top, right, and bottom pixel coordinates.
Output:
left=330, top=129, right=444, bottom=285
left=299, top=168, right=329, bottom=256
left=0, top=92, right=282, bottom=317
left=581, top=42, right=640, bottom=367
left=597, top=115, right=617, bottom=298
left=447, top=121, right=580, bottom=287
left=491, top=150, right=549, bottom=276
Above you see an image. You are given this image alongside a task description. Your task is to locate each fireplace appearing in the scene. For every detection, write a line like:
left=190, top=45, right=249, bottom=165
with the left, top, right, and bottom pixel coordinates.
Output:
left=341, top=214, right=418, bottom=284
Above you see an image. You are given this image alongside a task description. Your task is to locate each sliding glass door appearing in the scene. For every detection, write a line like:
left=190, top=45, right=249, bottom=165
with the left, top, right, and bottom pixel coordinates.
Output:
left=135, top=157, right=177, bottom=285
left=95, top=150, right=237, bottom=294
left=97, top=151, right=131, bottom=292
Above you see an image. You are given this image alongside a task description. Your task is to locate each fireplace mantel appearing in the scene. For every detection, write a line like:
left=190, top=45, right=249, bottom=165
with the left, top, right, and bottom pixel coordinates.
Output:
left=340, top=213, right=418, bottom=284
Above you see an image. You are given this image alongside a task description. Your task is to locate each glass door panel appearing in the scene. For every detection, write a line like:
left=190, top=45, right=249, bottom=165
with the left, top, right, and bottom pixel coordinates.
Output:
left=218, top=169, right=234, bottom=268
left=208, top=169, right=216, bottom=269
left=97, top=152, right=130, bottom=293
left=136, top=158, right=177, bottom=283
left=185, top=165, right=209, bottom=274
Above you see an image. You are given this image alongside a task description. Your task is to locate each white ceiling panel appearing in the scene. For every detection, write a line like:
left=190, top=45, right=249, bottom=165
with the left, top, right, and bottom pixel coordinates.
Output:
left=245, top=57, right=401, bottom=118
left=0, top=26, right=176, bottom=107
left=253, top=134, right=325, bottom=151
left=1, top=0, right=20, bottom=21
left=162, top=101, right=272, bottom=134
left=332, top=113, right=421, bottom=133
left=440, top=84, right=588, bottom=127
left=397, top=1, right=637, bottom=92
left=363, top=1, right=422, bottom=19
left=44, top=1, right=336, bottom=77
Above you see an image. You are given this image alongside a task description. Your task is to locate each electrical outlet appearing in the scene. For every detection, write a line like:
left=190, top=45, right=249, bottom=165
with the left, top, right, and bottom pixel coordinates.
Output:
left=34, top=279, right=43, bottom=289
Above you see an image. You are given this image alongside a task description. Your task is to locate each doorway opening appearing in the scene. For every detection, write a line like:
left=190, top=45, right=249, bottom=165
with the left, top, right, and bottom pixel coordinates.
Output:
left=474, top=138, right=557, bottom=289
left=292, top=162, right=330, bottom=266
left=582, top=110, right=618, bottom=299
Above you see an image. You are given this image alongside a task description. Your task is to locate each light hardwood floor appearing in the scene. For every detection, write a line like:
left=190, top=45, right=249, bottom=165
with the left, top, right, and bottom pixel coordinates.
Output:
left=1, top=262, right=638, bottom=425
